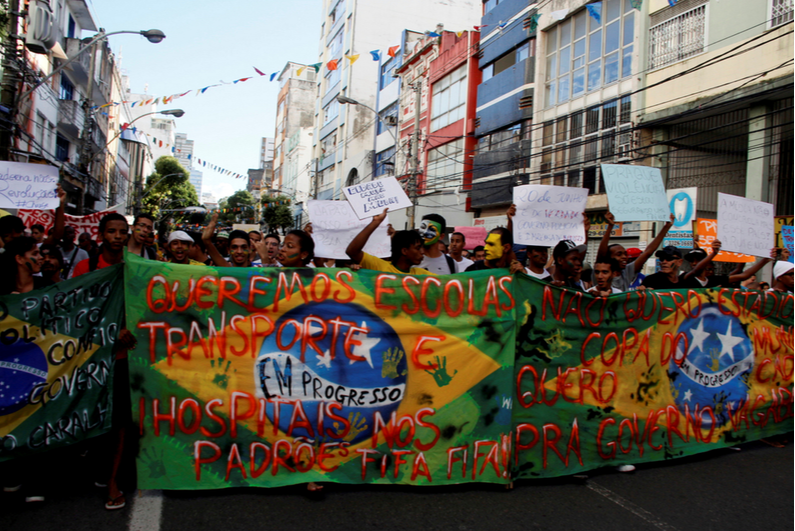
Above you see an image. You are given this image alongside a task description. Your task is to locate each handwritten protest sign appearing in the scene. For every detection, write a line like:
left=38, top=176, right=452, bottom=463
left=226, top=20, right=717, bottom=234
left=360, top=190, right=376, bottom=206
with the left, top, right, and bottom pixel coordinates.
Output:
left=125, top=254, right=516, bottom=488
left=775, top=215, right=794, bottom=249
left=601, top=164, right=669, bottom=222
left=512, top=185, right=588, bottom=246
left=17, top=204, right=125, bottom=241
left=123, top=253, right=792, bottom=488
left=781, top=226, right=794, bottom=263
left=717, top=193, right=774, bottom=257
left=512, top=279, right=792, bottom=478
left=0, top=266, right=125, bottom=462
left=696, top=218, right=754, bottom=263
left=0, top=162, right=60, bottom=210
left=453, top=226, right=487, bottom=250
left=308, top=200, right=391, bottom=259
left=343, top=176, right=412, bottom=220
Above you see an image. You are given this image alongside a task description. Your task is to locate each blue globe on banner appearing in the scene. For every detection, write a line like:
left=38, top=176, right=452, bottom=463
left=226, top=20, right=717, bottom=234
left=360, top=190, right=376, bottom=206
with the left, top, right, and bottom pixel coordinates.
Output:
left=255, top=301, right=406, bottom=444
left=0, top=339, right=48, bottom=416
left=669, top=305, right=753, bottom=428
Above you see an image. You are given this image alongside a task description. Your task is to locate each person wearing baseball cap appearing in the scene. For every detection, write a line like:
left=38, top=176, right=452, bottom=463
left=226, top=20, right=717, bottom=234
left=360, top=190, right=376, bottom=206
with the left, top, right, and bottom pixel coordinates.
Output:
left=166, top=231, right=205, bottom=266
left=641, top=244, right=706, bottom=290
left=770, top=260, right=794, bottom=293
left=550, top=239, right=589, bottom=290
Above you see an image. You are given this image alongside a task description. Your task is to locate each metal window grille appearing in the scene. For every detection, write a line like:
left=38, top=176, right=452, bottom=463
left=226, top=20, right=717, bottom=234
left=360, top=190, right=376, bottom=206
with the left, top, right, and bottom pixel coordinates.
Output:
left=648, top=5, right=706, bottom=70
left=771, top=0, right=794, bottom=27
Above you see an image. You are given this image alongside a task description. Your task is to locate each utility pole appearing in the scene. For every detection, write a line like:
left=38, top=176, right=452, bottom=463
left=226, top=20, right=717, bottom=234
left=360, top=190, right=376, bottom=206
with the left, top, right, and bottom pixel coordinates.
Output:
left=0, top=0, right=21, bottom=161
left=406, top=81, right=421, bottom=229
left=77, top=35, right=100, bottom=213
left=312, top=158, right=319, bottom=199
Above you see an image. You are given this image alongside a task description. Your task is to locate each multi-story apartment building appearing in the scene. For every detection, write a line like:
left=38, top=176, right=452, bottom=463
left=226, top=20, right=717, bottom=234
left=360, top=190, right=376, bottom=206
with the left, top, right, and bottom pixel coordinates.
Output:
left=312, top=0, right=481, bottom=206
left=273, top=62, right=316, bottom=204
left=391, top=29, right=480, bottom=230
left=1, top=0, right=125, bottom=213
left=470, top=0, right=539, bottom=227
left=189, top=169, right=203, bottom=199
left=260, top=137, right=275, bottom=169
left=174, top=132, right=194, bottom=169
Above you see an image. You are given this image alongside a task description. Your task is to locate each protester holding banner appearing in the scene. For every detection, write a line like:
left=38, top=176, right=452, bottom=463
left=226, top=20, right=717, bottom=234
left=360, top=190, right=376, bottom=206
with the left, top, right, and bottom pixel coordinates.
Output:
left=0, top=237, right=46, bottom=294
left=39, top=244, right=65, bottom=286
left=419, top=214, right=457, bottom=274
left=202, top=214, right=254, bottom=268
left=640, top=245, right=706, bottom=290
left=464, top=227, right=523, bottom=274
left=248, top=231, right=263, bottom=266
left=166, top=231, right=205, bottom=266
left=275, top=230, right=315, bottom=267
left=348, top=208, right=434, bottom=275
left=72, top=213, right=129, bottom=277
left=597, top=212, right=675, bottom=291
left=127, top=213, right=158, bottom=260
left=587, top=257, right=622, bottom=296
left=188, top=232, right=213, bottom=265
left=449, top=232, right=474, bottom=271
left=549, top=240, right=589, bottom=290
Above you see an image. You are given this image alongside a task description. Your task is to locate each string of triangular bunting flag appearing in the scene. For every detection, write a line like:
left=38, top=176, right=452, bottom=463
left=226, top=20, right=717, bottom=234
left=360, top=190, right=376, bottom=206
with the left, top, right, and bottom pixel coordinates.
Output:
left=92, top=27, right=481, bottom=110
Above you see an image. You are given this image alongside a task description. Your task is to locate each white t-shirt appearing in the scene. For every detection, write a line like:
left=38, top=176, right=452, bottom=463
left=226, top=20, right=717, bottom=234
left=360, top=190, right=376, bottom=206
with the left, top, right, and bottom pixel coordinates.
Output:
left=420, top=253, right=456, bottom=274
left=453, top=256, right=474, bottom=272
left=60, top=246, right=89, bottom=279
left=525, top=267, right=551, bottom=280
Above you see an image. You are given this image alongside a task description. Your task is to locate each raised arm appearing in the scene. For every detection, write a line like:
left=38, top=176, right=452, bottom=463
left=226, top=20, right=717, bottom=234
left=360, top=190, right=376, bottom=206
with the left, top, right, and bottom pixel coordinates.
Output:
left=633, top=213, right=675, bottom=272
left=580, top=212, right=591, bottom=260
left=683, top=238, right=721, bottom=280
left=506, top=203, right=516, bottom=234
left=346, top=208, right=387, bottom=264
left=596, top=211, right=616, bottom=261
left=728, top=247, right=775, bottom=283
left=43, top=185, right=67, bottom=246
left=201, top=213, right=230, bottom=267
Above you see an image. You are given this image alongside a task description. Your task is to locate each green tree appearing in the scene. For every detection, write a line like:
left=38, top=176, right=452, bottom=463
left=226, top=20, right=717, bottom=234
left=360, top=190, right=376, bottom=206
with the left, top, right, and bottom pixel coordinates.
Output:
left=141, top=156, right=198, bottom=220
left=217, top=190, right=258, bottom=224
left=262, top=195, right=294, bottom=233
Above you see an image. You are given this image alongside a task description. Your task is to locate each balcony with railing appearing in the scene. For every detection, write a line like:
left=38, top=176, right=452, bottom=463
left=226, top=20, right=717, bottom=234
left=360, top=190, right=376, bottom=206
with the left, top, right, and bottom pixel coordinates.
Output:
left=57, top=100, right=85, bottom=137
left=65, top=38, right=91, bottom=84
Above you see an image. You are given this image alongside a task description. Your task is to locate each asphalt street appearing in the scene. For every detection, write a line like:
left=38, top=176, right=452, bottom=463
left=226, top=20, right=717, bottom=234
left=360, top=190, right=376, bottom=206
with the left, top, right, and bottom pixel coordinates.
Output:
left=1, top=438, right=791, bottom=531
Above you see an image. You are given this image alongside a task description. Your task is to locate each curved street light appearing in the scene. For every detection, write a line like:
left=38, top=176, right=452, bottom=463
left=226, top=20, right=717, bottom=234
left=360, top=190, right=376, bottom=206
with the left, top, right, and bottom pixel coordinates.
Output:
left=99, top=109, right=185, bottom=159
left=336, top=94, right=398, bottom=146
left=18, top=29, right=167, bottom=102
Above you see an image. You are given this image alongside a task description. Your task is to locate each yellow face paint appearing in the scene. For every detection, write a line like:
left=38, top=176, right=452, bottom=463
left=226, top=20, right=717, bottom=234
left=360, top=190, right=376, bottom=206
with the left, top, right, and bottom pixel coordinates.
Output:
left=485, top=233, right=503, bottom=261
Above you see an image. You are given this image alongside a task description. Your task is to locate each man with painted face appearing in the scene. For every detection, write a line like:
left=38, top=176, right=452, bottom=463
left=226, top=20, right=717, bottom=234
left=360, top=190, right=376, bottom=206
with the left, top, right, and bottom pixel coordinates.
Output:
left=127, top=213, right=158, bottom=260
left=640, top=245, right=703, bottom=290
left=418, top=213, right=457, bottom=274
left=464, top=227, right=524, bottom=273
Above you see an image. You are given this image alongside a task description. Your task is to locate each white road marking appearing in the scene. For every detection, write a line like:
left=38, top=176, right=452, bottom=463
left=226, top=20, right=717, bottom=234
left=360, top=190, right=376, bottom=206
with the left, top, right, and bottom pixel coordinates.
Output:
left=587, top=481, right=679, bottom=531
left=128, top=490, right=163, bottom=531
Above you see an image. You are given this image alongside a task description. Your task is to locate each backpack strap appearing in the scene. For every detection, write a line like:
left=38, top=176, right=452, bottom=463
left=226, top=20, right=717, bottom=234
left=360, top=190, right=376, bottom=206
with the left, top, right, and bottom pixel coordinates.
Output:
left=445, top=254, right=457, bottom=274
left=89, top=251, right=100, bottom=272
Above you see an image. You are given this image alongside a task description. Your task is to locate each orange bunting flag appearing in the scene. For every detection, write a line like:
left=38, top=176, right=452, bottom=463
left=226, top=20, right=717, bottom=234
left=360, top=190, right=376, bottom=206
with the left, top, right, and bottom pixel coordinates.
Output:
left=346, top=54, right=360, bottom=64
left=387, top=45, right=400, bottom=57
left=327, top=59, right=338, bottom=71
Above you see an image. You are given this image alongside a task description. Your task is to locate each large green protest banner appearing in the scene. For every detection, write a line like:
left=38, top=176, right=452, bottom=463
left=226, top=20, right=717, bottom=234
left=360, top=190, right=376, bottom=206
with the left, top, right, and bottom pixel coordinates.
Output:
left=512, top=276, right=793, bottom=478
left=0, top=266, right=125, bottom=461
left=125, top=254, right=516, bottom=489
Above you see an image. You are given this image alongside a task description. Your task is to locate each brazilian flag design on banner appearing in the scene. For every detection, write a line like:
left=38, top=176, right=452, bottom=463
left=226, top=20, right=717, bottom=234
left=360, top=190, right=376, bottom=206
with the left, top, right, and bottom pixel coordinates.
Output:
left=124, top=254, right=516, bottom=489
left=512, top=276, right=793, bottom=478
left=0, top=266, right=125, bottom=462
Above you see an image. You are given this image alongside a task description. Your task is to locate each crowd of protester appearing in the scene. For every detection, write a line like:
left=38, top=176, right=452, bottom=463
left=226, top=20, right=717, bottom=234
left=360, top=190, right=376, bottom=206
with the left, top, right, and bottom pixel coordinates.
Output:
left=0, top=198, right=791, bottom=506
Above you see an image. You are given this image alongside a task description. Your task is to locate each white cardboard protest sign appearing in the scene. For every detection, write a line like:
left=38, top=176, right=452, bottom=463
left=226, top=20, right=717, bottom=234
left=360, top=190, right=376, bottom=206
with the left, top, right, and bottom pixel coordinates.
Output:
left=601, top=164, right=669, bottom=222
left=0, top=162, right=60, bottom=210
left=717, top=193, right=774, bottom=257
left=342, top=176, right=413, bottom=220
left=308, top=200, right=391, bottom=259
left=512, top=185, right=588, bottom=246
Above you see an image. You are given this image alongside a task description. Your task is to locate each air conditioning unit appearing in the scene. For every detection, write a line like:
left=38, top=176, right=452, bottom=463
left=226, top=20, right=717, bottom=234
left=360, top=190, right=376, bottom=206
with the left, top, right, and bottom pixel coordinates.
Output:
left=26, top=0, right=57, bottom=55
left=617, top=128, right=632, bottom=161
left=383, top=115, right=398, bottom=126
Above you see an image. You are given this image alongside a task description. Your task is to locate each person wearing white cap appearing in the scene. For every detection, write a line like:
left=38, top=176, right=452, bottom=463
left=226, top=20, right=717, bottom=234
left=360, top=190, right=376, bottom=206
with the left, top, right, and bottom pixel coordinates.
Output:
left=167, top=231, right=205, bottom=266
left=770, top=260, right=794, bottom=293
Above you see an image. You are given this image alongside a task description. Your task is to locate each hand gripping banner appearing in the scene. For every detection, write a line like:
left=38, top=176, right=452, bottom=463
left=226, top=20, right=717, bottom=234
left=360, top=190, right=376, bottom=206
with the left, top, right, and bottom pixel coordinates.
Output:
left=0, top=266, right=125, bottom=462
left=124, top=254, right=517, bottom=489
left=512, top=277, right=793, bottom=478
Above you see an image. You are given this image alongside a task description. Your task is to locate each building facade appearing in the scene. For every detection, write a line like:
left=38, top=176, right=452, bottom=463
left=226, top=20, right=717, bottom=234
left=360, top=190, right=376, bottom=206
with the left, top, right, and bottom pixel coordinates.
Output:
left=312, top=0, right=482, bottom=205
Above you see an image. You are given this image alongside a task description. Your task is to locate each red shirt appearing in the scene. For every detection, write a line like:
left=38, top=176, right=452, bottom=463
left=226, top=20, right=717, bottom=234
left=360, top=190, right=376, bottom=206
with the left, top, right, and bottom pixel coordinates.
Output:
left=72, top=254, right=113, bottom=277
